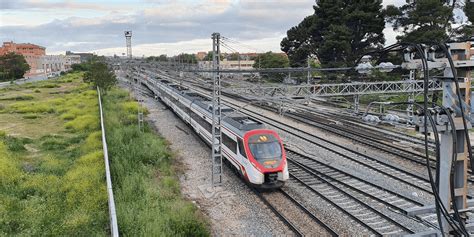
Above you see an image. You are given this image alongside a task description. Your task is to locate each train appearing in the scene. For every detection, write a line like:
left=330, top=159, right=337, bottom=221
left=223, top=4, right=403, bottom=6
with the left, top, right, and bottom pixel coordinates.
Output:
left=143, top=77, right=289, bottom=189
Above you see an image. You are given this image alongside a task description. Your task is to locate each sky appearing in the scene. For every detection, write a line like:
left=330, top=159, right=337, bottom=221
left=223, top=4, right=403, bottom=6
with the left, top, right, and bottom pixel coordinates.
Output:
left=0, top=0, right=412, bottom=56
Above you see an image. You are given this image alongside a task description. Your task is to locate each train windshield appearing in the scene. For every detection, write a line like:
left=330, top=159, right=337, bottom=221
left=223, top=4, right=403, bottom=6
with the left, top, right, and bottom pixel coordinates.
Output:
left=248, top=134, right=282, bottom=162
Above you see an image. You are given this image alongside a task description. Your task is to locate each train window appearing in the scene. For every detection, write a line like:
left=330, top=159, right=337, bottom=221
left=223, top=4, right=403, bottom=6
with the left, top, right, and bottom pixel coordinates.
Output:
left=248, top=134, right=282, bottom=161
left=237, top=139, right=247, bottom=159
left=223, top=133, right=237, bottom=154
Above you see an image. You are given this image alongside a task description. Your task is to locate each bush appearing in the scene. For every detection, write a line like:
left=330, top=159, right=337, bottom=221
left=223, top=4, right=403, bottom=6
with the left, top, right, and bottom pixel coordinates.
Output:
left=0, top=95, right=34, bottom=101
left=104, top=89, right=209, bottom=236
left=64, top=115, right=98, bottom=132
left=23, top=114, right=39, bottom=119
left=0, top=72, right=108, bottom=236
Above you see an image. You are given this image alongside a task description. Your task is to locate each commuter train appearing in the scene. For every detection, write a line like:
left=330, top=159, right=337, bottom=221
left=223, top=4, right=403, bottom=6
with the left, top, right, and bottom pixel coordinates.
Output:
left=143, top=78, right=289, bottom=189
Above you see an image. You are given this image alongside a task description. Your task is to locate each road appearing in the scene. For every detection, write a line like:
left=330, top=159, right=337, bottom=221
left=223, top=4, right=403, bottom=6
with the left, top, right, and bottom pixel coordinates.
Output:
left=0, top=74, right=49, bottom=88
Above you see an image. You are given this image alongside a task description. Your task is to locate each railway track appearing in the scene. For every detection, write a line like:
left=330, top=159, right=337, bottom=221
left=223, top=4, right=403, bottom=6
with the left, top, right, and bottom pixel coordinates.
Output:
left=253, top=188, right=337, bottom=236
left=217, top=97, right=438, bottom=195
left=134, top=69, right=472, bottom=234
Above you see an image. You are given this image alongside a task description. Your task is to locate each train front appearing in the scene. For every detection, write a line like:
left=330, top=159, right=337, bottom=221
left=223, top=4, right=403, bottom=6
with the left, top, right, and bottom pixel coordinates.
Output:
left=242, top=129, right=289, bottom=189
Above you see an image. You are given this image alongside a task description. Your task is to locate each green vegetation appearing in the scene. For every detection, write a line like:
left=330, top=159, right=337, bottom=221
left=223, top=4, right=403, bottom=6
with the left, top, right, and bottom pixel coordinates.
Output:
left=0, top=72, right=108, bottom=235
left=385, top=0, right=453, bottom=44
left=0, top=70, right=209, bottom=236
left=83, top=61, right=117, bottom=94
left=104, top=88, right=209, bottom=236
left=281, top=0, right=385, bottom=67
left=0, top=52, right=31, bottom=81
left=253, top=52, right=290, bottom=82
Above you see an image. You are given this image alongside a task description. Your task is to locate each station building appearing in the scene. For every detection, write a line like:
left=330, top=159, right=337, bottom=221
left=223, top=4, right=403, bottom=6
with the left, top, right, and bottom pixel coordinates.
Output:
left=0, top=41, right=46, bottom=76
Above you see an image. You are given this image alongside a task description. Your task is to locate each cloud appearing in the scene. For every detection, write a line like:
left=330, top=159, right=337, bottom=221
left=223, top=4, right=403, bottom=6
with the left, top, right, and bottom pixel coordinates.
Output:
left=0, top=0, right=123, bottom=11
left=0, top=0, right=406, bottom=55
left=89, top=35, right=285, bottom=57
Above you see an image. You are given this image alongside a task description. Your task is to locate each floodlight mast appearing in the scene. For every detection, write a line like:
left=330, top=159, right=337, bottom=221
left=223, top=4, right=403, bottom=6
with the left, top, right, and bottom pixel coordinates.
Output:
left=124, top=31, right=132, bottom=59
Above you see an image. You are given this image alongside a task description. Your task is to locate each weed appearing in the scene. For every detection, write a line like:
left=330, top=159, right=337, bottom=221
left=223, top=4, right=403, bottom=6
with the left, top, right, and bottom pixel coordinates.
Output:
left=23, top=114, right=39, bottom=119
left=104, top=89, right=209, bottom=236
left=0, top=72, right=108, bottom=235
left=0, top=95, right=34, bottom=101
left=64, top=115, right=98, bottom=132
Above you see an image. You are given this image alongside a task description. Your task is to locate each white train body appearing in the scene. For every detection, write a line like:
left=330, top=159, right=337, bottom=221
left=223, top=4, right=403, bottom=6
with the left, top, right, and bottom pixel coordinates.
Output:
left=143, top=78, right=289, bottom=188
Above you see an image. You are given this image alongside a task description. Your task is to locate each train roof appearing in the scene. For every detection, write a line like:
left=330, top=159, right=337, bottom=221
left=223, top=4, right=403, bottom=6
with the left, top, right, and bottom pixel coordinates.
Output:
left=160, top=80, right=264, bottom=131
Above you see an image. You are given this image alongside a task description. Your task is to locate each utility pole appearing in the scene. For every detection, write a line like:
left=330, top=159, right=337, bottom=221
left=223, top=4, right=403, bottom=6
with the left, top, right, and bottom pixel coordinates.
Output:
left=211, top=33, right=223, bottom=186
left=124, top=31, right=132, bottom=59
left=407, top=43, right=473, bottom=235
left=307, top=56, right=311, bottom=84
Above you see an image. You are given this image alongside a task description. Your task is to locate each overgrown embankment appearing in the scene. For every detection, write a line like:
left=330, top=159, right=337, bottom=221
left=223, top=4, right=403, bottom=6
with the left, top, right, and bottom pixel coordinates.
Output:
left=0, top=71, right=209, bottom=236
left=103, top=88, right=209, bottom=236
left=0, top=73, right=108, bottom=235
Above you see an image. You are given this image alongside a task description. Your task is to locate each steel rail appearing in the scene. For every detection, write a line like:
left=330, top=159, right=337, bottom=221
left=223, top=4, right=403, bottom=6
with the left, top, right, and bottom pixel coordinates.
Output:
left=278, top=189, right=338, bottom=236
left=283, top=110, right=474, bottom=183
left=97, top=87, right=119, bottom=237
left=252, top=187, right=303, bottom=236
left=287, top=159, right=415, bottom=235
left=286, top=149, right=426, bottom=210
left=289, top=173, right=382, bottom=236
left=222, top=100, right=436, bottom=194
left=143, top=71, right=438, bottom=194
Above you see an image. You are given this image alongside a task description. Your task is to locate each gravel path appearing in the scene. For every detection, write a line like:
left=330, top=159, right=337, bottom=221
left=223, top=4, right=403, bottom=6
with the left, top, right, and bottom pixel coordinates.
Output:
left=135, top=91, right=293, bottom=236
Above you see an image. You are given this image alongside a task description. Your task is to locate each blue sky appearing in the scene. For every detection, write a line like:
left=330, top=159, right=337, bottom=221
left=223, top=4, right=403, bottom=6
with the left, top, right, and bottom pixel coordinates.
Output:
left=0, top=0, right=417, bottom=56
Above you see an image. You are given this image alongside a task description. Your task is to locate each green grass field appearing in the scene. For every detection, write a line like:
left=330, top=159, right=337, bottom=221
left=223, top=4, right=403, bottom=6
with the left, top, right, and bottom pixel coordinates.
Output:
left=0, top=72, right=209, bottom=236
left=0, top=73, right=108, bottom=235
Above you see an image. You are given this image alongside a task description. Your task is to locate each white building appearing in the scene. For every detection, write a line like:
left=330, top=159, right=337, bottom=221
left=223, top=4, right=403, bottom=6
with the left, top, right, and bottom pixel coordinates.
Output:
left=64, top=55, right=81, bottom=71
left=198, top=59, right=255, bottom=78
left=38, top=55, right=66, bottom=76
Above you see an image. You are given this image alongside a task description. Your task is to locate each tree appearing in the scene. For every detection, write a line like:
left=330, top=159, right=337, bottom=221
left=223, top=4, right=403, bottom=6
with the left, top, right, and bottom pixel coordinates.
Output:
left=385, top=0, right=454, bottom=44
left=0, top=53, right=30, bottom=81
left=453, top=1, right=474, bottom=41
left=281, top=0, right=385, bottom=68
left=83, top=62, right=117, bottom=94
left=253, top=52, right=289, bottom=82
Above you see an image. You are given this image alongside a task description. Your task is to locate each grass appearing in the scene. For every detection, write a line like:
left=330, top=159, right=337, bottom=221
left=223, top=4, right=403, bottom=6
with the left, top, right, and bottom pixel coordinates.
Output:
left=104, top=88, right=209, bottom=236
left=0, top=72, right=108, bottom=235
left=0, top=72, right=209, bottom=236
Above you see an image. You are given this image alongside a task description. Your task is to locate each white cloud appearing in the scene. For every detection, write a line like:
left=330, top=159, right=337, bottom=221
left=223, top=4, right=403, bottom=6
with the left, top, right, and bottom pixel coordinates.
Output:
left=92, top=35, right=285, bottom=56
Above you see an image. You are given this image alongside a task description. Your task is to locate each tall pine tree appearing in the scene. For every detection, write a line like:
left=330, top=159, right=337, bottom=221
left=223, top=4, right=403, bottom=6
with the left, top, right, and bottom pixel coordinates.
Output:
left=385, top=0, right=453, bottom=44
left=281, top=0, right=385, bottom=68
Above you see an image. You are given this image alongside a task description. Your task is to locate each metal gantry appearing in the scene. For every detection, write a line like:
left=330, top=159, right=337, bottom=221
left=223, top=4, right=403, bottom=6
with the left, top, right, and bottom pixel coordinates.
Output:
left=211, top=33, right=223, bottom=186
left=226, top=79, right=443, bottom=99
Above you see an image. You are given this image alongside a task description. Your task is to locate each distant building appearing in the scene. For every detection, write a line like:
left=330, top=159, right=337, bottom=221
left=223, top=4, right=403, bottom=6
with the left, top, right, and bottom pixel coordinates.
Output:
left=198, top=59, right=256, bottom=78
left=64, top=55, right=81, bottom=70
left=38, top=55, right=66, bottom=75
left=0, top=41, right=46, bottom=76
left=66, top=51, right=94, bottom=63
left=196, top=51, right=207, bottom=60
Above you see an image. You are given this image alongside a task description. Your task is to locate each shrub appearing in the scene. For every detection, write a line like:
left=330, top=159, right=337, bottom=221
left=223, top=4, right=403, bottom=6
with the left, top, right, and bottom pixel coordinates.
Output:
left=0, top=95, right=34, bottom=101
left=104, top=89, right=209, bottom=236
left=9, top=102, right=55, bottom=114
left=0, top=143, right=22, bottom=188
left=64, top=115, right=98, bottom=132
left=23, top=114, right=39, bottom=119
left=39, top=84, right=61, bottom=88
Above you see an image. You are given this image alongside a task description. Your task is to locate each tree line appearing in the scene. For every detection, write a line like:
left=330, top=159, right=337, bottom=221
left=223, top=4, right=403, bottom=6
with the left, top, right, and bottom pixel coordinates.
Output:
left=281, top=0, right=474, bottom=68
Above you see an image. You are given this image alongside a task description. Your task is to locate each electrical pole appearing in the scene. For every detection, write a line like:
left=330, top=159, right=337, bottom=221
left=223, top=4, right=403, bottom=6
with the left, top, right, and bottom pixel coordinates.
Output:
left=407, top=43, right=473, bottom=235
left=124, top=31, right=132, bottom=59
left=307, top=56, right=311, bottom=84
left=211, top=33, right=223, bottom=186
